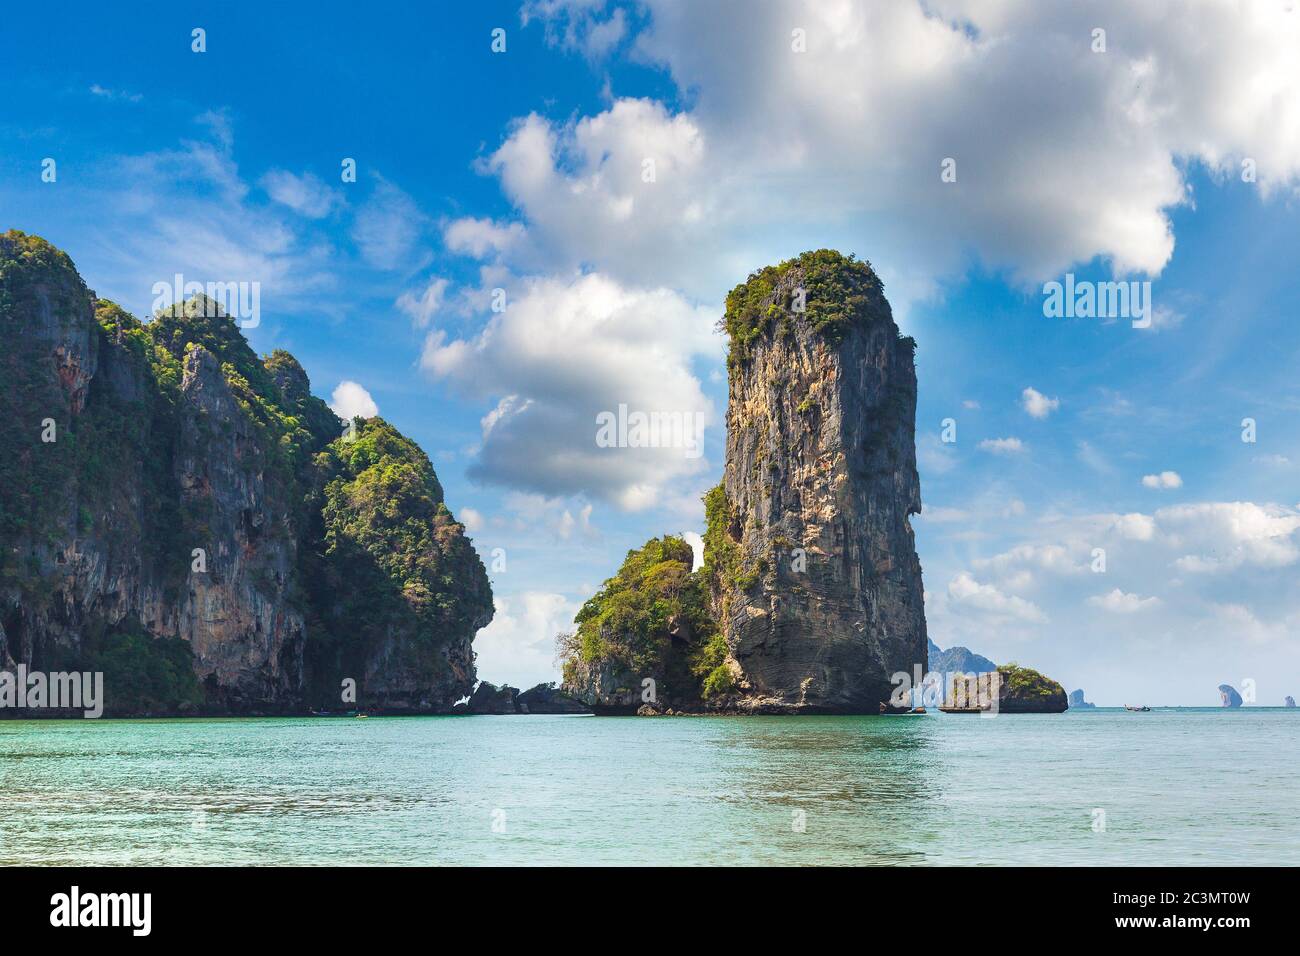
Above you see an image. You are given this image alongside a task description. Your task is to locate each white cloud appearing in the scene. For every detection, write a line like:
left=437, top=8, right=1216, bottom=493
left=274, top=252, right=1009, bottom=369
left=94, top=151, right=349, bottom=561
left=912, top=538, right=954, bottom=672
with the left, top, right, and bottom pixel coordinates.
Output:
left=328, top=381, right=379, bottom=420
left=1159, top=502, right=1300, bottom=573
left=421, top=272, right=719, bottom=508
left=974, top=543, right=1086, bottom=585
left=1021, top=386, right=1060, bottom=419
left=444, top=217, right=526, bottom=258
left=524, top=1, right=629, bottom=59
left=1089, top=589, right=1162, bottom=614
left=351, top=176, right=429, bottom=270
left=1142, top=471, right=1183, bottom=489
left=502, top=0, right=1300, bottom=304
left=1111, top=513, right=1156, bottom=541
left=459, top=507, right=484, bottom=533
left=918, top=506, right=970, bottom=524
left=947, top=571, right=1048, bottom=624
left=396, top=277, right=450, bottom=328
left=261, top=169, right=337, bottom=218
left=89, top=84, right=142, bottom=103
left=979, top=437, right=1024, bottom=455
left=81, top=120, right=339, bottom=319
left=472, top=591, right=579, bottom=689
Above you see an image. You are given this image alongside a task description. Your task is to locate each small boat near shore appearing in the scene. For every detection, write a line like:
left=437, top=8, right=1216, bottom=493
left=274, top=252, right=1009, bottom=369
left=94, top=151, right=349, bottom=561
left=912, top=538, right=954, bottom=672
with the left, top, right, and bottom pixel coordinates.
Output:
left=879, top=703, right=927, bottom=715
left=1124, top=704, right=1151, bottom=712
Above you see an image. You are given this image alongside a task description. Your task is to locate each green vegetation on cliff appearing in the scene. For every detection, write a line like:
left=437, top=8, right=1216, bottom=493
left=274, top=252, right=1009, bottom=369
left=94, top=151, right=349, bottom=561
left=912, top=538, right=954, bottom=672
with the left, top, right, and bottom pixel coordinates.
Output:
left=560, top=535, right=728, bottom=701
left=997, top=663, right=1066, bottom=706
left=1, top=229, right=491, bottom=714
left=83, top=628, right=205, bottom=716
left=301, top=417, right=491, bottom=705
left=721, top=249, right=894, bottom=364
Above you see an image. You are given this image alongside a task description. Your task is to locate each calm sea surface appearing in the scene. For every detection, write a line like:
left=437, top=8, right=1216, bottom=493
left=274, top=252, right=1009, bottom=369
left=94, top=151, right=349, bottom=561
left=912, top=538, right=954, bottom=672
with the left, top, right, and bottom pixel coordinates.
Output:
left=1, top=708, right=1295, bottom=865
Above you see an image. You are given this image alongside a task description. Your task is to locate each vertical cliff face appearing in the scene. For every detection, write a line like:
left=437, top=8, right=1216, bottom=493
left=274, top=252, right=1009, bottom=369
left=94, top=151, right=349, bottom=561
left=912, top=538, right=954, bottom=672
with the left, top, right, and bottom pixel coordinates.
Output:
left=0, top=230, right=491, bottom=714
left=707, top=250, right=927, bottom=712
left=560, top=250, right=928, bottom=714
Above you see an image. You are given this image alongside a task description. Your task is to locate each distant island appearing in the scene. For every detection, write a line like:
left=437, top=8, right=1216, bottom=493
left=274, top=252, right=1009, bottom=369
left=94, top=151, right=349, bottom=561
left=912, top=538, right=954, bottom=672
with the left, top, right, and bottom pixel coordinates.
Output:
left=1068, top=689, right=1096, bottom=709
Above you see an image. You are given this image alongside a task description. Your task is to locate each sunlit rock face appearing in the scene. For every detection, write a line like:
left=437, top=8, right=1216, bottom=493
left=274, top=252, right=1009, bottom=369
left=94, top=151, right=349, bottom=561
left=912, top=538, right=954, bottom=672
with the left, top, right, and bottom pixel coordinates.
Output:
left=708, top=250, right=928, bottom=713
left=0, top=230, right=491, bottom=715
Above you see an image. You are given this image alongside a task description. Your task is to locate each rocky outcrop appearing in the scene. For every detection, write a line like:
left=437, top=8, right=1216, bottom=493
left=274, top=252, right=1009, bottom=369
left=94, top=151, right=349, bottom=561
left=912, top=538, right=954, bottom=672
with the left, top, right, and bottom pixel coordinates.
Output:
left=706, top=251, right=927, bottom=712
left=1068, top=688, right=1096, bottom=709
left=517, top=682, right=589, bottom=714
left=1218, top=684, right=1243, bottom=708
left=0, top=230, right=492, bottom=716
left=1286, top=696, right=1296, bottom=708
left=455, top=681, right=591, bottom=714
left=942, top=664, right=1068, bottom=714
left=460, top=681, right=520, bottom=714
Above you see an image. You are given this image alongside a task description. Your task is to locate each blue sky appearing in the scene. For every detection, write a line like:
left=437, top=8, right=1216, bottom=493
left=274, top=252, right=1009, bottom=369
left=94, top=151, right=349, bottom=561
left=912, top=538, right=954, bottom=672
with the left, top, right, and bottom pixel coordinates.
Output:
left=3, top=1, right=1299, bottom=704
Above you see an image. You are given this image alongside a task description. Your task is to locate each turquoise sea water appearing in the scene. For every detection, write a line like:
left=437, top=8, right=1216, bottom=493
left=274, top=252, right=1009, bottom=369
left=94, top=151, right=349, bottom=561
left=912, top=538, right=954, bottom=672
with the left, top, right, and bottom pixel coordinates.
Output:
left=1, top=708, right=1296, bottom=866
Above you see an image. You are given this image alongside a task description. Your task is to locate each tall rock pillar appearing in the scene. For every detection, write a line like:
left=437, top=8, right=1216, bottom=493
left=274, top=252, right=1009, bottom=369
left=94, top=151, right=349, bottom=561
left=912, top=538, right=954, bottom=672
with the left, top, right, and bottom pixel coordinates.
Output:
left=709, top=250, right=927, bottom=712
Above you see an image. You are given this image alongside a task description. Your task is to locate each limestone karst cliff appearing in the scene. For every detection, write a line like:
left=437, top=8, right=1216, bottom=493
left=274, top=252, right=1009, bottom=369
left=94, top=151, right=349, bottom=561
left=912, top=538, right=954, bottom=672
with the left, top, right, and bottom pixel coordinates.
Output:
left=562, top=250, right=928, bottom=713
left=0, top=230, right=491, bottom=715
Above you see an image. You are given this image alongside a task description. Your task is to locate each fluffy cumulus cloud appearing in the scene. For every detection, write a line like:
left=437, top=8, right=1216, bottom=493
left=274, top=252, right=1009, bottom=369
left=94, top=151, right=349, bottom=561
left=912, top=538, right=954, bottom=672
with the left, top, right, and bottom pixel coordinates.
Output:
left=1089, top=588, right=1162, bottom=613
left=1111, top=512, right=1157, bottom=541
left=978, top=437, right=1024, bottom=455
left=421, top=272, right=720, bottom=509
left=443, top=217, right=526, bottom=258
left=1142, top=470, right=1183, bottom=489
left=923, top=499, right=1300, bottom=698
left=328, top=381, right=379, bottom=420
left=1021, top=387, right=1060, bottom=419
left=472, top=591, right=581, bottom=690
left=947, top=571, right=1048, bottom=624
left=500, top=0, right=1300, bottom=304
left=1159, top=502, right=1300, bottom=573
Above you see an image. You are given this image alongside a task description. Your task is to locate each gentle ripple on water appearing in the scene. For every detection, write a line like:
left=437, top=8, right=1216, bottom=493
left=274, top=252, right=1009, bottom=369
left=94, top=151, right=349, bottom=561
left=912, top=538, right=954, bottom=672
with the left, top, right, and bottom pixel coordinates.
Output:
left=0, top=709, right=1295, bottom=865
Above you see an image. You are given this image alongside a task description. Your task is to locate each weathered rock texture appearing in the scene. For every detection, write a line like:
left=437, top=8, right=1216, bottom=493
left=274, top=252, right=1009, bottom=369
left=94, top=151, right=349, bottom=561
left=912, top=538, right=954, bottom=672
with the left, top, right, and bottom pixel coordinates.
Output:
left=1218, top=684, right=1243, bottom=708
left=517, top=682, right=590, bottom=714
left=559, top=251, right=929, bottom=715
left=459, top=681, right=521, bottom=714
left=454, top=681, right=590, bottom=714
left=0, top=231, right=491, bottom=715
left=707, top=250, right=928, bottom=712
left=943, top=664, right=1067, bottom=714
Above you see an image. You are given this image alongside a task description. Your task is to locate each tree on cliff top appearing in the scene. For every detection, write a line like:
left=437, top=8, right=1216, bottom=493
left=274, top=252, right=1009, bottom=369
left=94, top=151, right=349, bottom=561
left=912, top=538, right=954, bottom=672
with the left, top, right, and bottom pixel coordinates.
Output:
left=720, top=248, right=901, bottom=365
